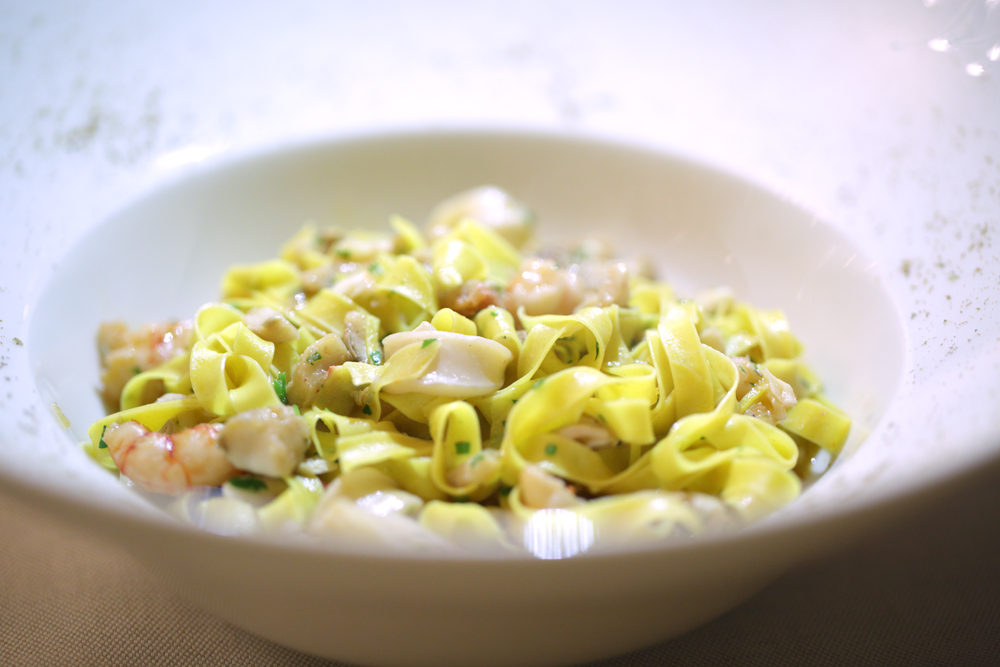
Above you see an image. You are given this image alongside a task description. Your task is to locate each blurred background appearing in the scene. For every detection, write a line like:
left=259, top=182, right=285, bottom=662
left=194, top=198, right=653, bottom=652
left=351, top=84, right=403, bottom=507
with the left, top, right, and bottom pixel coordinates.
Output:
left=2, top=0, right=998, bottom=664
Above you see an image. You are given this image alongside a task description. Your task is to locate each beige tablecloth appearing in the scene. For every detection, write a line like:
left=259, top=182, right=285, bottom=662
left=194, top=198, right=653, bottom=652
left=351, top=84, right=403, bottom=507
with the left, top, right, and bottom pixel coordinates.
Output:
left=3, top=464, right=999, bottom=667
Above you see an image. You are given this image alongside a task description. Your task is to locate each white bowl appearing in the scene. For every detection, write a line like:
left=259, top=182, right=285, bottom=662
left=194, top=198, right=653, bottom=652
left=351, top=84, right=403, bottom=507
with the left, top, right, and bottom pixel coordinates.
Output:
left=3, top=127, right=995, bottom=666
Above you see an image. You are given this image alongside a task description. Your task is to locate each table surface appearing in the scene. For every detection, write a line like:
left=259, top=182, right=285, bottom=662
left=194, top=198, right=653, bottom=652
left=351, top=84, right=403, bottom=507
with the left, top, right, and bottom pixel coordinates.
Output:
left=2, top=463, right=998, bottom=667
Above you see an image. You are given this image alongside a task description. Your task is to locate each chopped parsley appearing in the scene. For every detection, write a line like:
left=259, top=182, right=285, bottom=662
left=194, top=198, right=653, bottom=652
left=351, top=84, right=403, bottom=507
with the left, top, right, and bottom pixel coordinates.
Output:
left=454, top=441, right=471, bottom=455
left=490, top=311, right=499, bottom=318
left=453, top=496, right=470, bottom=503
left=421, top=338, right=437, bottom=348
left=131, top=366, right=141, bottom=375
left=98, top=425, right=108, bottom=449
left=369, top=349, right=383, bottom=365
left=369, top=262, right=384, bottom=275
left=544, top=443, right=558, bottom=456
left=335, top=249, right=351, bottom=259
left=595, top=341, right=600, bottom=357
left=498, top=485, right=513, bottom=497
left=307, top=351, right=322, bottom=364
left=292, top=405, right=301, bottom=416
left=228, top=476, right=268, bottom=492
left=362, top=404, right=372, bottom=415
left=273, top=371, right=288, bottom=404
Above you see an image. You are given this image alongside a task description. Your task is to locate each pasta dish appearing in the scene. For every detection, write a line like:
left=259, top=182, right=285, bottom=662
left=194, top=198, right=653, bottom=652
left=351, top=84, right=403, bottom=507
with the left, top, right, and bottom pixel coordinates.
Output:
left=86, top=186, right=849, bottom=555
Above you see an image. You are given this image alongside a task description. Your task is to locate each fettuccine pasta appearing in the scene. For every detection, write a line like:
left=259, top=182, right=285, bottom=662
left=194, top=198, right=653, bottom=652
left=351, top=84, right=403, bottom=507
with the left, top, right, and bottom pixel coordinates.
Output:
left=88, top=186, right=849, bottom=556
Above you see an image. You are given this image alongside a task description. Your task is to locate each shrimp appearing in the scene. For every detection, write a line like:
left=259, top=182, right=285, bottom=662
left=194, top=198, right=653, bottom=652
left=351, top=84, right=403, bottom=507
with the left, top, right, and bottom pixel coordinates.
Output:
left=101, top=421, right=237, bottom=495
left=439, top=280, right=502, bottom=318
left=503, top=256, right=630, bottom=317
left=504, top=258, right=583, bottom=316
left=97, top=320, right=193, bottom=412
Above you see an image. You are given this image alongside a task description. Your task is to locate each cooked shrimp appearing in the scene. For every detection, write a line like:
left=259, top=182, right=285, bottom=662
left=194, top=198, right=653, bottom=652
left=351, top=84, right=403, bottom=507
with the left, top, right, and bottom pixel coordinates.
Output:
left=102, top=421, right=236, bottom=495
left=97, top=320, right=193, bottom=412
left=504, top=257, right=630, bottom=317
left=439, top=280, right=502, bottom=318
left=219, top=405, right=311, bottom=478
left=504, top=258, right=583, bottom=316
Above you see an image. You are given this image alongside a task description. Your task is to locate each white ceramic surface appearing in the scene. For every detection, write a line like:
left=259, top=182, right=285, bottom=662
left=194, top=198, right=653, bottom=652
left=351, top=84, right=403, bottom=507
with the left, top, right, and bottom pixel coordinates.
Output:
left=2, top=1, right=999, bottom=666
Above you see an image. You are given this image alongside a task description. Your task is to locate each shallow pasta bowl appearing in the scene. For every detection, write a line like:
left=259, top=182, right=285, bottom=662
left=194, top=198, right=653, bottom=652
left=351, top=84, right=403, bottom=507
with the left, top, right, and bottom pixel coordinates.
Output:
left=1, top=128, right=997, bottom=667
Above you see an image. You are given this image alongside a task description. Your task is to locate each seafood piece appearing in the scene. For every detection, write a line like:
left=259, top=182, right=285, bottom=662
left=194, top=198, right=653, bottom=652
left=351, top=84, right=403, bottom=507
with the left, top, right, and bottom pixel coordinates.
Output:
left=381, top=322, right=512, bottom=397
left=518, top=465, right=581, bottom=509
left=504, top=258, right=583, bottom=316
left=732, top=357, right=764, bottom=400
left=286, top=333, right=352, bottom=408
left=556, top=418, right=619, bottom=450
left=244, top=307, right=299, bottom=344
left=219, top=405, right=312, bottom=478
left=733, top=357, right=798, bottom=424
left=427, top=186, right=536, bottom=250
left=101, top=421, right=236, bottom=495
left=97, top=320, right=193, bottom=411
left=504, top=257, right=630, bottom=317
left=439, top=280, right=503, bottom=318
left=342, top=311, right=369, bottom=363
left=445, top=448, right=502, bottom=488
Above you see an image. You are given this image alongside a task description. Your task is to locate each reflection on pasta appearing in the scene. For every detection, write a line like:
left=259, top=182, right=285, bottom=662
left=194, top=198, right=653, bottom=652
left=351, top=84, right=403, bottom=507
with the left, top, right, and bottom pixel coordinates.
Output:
left=86, top=186, right=850, bottom=557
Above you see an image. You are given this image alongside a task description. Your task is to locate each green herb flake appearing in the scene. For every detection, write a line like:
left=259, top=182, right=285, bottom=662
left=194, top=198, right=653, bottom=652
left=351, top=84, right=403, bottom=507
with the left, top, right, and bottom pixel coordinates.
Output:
left=292, top=405, right=301, bottom=416
left=533, top=377, right=546, bottom=390
left=132, top=366, right=142, bottom=376
left=273, top=371, right=288, bottom=404
left=421, top=338, right=438, bottom=348
left=490, top=311, right=499, bottom=318
left=98, top=425, right=108, bottom=449
left=369, top=262, right=384, bottom=275
left=335, top=249, right=351, bottom=259
left=229, top=476, right=268, bottom=492
left=595, top=341, right=600, bottom=357
left=362, top=404, right=372, bottom=415
left=307, top=351, right=322, bottom=364
left=544, top=443, right=558, bottom=456
left=454, top=441, right=471, bottom=455
left=453, top=496, right=470, bottom=503
left=499, top=485, right=513, bottom=497
left=369, top=349, right=383, bottom=365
